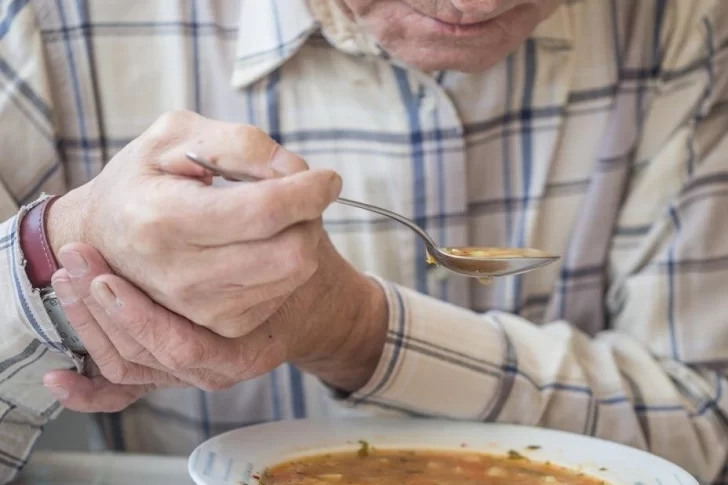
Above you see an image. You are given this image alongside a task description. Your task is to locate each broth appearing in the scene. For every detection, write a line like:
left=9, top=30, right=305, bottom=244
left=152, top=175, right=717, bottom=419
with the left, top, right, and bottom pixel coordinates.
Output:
left=426, top=247, right=553, bottom=278
left=260, top=447, right=607, bottom=485
left=442, top=247, right=552, bottom=259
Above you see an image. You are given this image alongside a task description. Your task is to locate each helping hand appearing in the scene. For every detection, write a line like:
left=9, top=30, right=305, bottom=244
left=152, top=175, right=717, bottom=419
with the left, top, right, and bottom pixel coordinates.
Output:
left=45, top=236, right=387, bottom=412
left=43, top=117, right=389, bottom=410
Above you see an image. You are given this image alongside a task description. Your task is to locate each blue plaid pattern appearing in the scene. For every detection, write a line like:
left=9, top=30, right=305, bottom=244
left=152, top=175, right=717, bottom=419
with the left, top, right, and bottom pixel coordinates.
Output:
left=1, top=0, right=728, bottom=483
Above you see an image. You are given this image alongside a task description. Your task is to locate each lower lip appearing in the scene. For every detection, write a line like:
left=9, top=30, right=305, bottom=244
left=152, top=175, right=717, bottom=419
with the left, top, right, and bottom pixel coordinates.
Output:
left=420, top=14, right=496, bottom=37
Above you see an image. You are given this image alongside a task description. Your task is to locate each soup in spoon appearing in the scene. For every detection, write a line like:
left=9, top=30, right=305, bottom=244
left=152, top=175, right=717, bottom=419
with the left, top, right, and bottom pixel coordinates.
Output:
left=426, top=247, right=556, bottom=284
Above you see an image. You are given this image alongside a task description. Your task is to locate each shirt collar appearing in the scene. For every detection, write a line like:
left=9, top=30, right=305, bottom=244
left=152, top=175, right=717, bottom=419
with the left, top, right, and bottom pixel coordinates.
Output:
left=531, top=2, right=573, bottom=44
left=232, top=0, right=382, bottom=89
left=231, top=0, right=573, bottom=89
left=231, top=0, right=319, bottom=89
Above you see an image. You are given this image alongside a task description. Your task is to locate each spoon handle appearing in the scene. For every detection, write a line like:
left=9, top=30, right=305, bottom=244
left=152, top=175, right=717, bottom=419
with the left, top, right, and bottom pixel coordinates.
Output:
left=185, top=152, right=438, bottom=249
left=334, top=198, right=437, bottom=248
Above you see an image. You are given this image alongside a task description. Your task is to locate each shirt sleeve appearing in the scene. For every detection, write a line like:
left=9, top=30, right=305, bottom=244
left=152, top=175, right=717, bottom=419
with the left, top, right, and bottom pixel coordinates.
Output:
left=0, top=1, right=78, bottom=483
left=346, top=3, right=728, bottom=483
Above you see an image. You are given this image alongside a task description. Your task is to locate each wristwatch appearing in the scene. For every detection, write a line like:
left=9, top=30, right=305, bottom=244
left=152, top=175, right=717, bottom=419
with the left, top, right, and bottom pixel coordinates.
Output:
left=20, top=196, right=87, bottom=354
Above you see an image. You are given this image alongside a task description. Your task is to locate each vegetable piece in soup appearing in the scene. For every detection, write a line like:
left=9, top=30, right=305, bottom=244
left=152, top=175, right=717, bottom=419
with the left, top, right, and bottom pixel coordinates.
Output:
left=262, top=449, right=607, bottom=485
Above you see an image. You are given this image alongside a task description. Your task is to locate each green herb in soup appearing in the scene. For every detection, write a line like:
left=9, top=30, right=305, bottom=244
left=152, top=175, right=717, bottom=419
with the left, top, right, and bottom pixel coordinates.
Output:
left=262, top=449, right=607, bottom=485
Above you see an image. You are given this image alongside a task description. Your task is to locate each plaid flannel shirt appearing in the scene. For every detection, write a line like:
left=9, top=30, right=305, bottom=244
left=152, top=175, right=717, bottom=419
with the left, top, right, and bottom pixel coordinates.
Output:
left=1, top=0, right=728, bottom=482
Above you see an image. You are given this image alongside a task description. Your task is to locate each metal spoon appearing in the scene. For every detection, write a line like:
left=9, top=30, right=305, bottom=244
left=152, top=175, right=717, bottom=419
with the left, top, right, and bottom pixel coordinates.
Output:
left=185, top=152, right=559, bottom=280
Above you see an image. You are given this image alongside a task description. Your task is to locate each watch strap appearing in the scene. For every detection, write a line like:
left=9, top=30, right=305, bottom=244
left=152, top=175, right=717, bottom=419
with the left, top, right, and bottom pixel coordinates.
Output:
left=20, top=196, right=61, bottom=288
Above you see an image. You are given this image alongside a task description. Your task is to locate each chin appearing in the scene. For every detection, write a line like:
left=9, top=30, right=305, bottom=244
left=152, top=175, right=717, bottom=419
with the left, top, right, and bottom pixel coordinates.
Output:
left=353, top=2, right=552, bottom=73
left=381, top=40, right=520, bottom=73
left=394, top=51, right=504, bottom=73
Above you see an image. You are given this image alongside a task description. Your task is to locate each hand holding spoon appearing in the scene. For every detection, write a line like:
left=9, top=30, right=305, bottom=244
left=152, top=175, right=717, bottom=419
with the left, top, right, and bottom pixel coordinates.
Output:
left=184, top=153, right=559, bottom=281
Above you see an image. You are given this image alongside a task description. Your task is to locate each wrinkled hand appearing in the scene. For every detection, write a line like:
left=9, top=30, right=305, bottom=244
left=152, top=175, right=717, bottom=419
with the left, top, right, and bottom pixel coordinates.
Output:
left=48, top=110, right=341, bottom=339
left=45, top=238, right=387, bottom=412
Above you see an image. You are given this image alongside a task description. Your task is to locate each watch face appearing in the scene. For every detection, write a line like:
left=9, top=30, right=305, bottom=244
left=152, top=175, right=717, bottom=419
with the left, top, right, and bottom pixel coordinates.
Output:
left=42, top=290, right=87, bottom=354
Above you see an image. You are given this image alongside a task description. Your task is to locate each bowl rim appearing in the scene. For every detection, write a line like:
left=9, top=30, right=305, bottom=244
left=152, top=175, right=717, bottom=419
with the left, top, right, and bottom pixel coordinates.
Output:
left=188, top=417, right=697, bottom=485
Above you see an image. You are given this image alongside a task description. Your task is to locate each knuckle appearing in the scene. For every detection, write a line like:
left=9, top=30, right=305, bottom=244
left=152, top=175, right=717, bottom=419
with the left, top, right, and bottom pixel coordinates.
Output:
left=64, top=308, right=94, bottom=332
left=149, top=110, right=198, bottom=137
left=199, top=304, right=237, bottom=334
left=211, top=320, right=249, bottom=339
left=270, top=144, right=309, bottom=173
left=156, top=351, right=185, bottom=372
left=141, top=110, right=200, bottom=154
left=222, top=328, right=248, bottom=339
left=116, top=343, right=149, bottom=364
left=124, top=201, right=168, bottom=254
left=215, top=306, right=263, bottom=338
left=154, top=326, right=202, bottom=371
left=279, top=229, right=318, bottom=277
left=92, top=351, right=120, bottom=375
left=100, top=361, right=129, bottom=385
left=126, top=305, right=159, bottom=344
left=166, top=277, right=194, bottom=302
left=230, top=124, right=276, bottom=166
left=234, top=344, right=275, bottom=381
left=232, top=123, right=266, bottom=144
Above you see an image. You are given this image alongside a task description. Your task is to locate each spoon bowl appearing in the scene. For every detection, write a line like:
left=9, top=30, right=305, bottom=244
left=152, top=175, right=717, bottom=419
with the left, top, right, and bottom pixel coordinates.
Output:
left=184, top=153, right=560, bottom=280
left=429, top=247, right=559, bottom=281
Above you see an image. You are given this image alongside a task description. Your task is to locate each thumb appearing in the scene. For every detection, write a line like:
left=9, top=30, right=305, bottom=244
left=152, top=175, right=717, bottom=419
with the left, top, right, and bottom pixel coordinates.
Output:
left=43, top=369, right=152, bottom=413
left=57, top=242, right=115, bottom=299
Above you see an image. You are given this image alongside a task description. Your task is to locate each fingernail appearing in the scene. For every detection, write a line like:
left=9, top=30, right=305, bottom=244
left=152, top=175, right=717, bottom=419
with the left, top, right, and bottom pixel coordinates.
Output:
left=58, top=250, right=88, bottom=277
left=44, top=384, right=69, bottom=400
left=92, top=280, right=122, bottom=314
left=270, top=146, right=304, bottom=175
left=51, top=276, right=77, bottom=305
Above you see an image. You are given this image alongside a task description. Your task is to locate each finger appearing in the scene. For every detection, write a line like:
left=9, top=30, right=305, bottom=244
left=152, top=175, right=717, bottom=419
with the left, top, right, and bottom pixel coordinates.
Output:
left=80, top=279, right=182, bottom=374
left=84, top=292, right=173, bottom=374
left=179, top=219, right=323, bottom=294
left=187, top=122, right=309, bottom=176
left=162, top=219, right=322, bottom=331
left=90, top=274, right=250, bottom=373
left=170, top=169, right=341, bottom=245
left=88, top=275, right=243, bottom=391
left=51, top=268, right=119, bottom=368
left=203, top=144, right=309, bottom=177
left=52, top=270, right=176, bottom=386
left=56, top=242, right=116, bottom=299
left=57, top=244, right=163, bottom=371
left=192, top=295, right=286, bottom=339
left=158, top=147, right=306, bottom=187
left=143, top=112, right=306, bottom=177
left=212, top=318, right=288, bottom=380
left=43, top=369, right=155, bottom=413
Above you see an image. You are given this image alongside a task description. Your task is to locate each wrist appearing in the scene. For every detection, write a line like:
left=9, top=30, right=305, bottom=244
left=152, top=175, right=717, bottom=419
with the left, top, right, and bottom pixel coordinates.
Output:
left=297, top=269, right=388, bottom=393
left=334, top=276, right=388, bottom=391
left=46, top=185, right=88, bottom=257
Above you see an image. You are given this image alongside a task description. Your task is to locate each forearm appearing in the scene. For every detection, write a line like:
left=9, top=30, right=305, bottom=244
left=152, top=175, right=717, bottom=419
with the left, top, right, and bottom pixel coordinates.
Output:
left=300, top=275, right=388, bottom=392
left=340, top=283, right=728, bottom=483
left=0, top=209, right=79, bottom=483
left=293, top=239, right=389, bottom=392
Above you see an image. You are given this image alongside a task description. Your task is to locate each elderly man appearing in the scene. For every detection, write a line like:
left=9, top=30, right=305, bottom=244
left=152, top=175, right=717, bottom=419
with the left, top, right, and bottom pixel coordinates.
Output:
left=1, top=0, right=727, bottom=482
